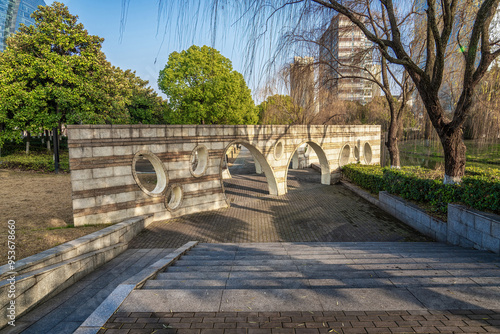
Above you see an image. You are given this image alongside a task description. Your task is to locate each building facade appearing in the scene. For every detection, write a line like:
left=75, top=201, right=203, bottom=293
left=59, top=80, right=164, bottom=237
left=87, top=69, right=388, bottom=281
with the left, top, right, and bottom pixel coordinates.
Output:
left=0, top=0, right=45, bottom=52
left=290, top=56, right=316, bottom=113
left=318, top=14, right=377, bottom=107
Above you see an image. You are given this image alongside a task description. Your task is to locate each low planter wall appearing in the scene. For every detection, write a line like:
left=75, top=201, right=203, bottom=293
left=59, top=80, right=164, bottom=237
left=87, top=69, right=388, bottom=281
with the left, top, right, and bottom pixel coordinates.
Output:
left=379, top=191, right=448, bottom=243
left=0, top=215, right=153, bottom=329
left=447, top=204, right=500, bottom=253
left=341, top=181, right=500, bottom=254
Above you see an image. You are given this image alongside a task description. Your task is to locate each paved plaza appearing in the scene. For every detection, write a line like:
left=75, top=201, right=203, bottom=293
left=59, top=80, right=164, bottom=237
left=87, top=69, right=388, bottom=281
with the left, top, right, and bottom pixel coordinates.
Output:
left=3, top=150, right=500, bottom=334
left=129, top=151, right=431, bottom=248
left=105, top=242, right=500, bottom=334
left=99, top=309, right=500, bottom=334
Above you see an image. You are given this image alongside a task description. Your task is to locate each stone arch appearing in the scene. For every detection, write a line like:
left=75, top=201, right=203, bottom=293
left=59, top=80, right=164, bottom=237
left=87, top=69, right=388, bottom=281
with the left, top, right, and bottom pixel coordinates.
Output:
left=285, top=141, right=331, bottom=188
left=291, top=151, right=299, bottom=169
left=220, top=140, right=280, bottom=196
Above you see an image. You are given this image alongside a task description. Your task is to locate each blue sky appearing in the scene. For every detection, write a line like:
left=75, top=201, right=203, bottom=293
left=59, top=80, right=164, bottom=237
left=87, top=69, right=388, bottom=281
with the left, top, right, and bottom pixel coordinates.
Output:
left=46, top=0, right=251, bottom=99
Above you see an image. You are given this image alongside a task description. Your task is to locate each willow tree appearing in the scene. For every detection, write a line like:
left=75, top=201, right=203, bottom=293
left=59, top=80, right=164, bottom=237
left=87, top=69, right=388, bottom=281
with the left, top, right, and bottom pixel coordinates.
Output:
left=152, top=0, right=500, bottom=183
left=323, top=0, right=500, bottom=183
left=285, top=16, right=417, bottom=168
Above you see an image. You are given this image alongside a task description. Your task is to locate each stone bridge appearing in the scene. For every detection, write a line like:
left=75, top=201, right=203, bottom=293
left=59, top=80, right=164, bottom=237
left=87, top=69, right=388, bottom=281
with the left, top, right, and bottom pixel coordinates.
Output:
left=67, top=124, right=381, bottom=226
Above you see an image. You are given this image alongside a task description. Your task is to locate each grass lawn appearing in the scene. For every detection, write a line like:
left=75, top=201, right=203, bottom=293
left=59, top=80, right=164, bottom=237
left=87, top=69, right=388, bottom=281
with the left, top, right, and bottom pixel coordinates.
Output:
left=0, top=169, right=109, bottom=265
left=399, top=139, right=500, bottom=167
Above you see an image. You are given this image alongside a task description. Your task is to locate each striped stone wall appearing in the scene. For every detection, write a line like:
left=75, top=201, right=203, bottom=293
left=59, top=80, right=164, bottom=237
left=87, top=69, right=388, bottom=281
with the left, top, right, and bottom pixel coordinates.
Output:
left=68, top=124, right=380, bottom=226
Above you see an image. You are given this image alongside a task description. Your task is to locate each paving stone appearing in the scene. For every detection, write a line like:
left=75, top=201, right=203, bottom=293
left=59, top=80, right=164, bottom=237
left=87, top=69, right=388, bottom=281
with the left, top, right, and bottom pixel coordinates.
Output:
left=119, top=290, right=224, bottom=312
left=129, top=170, right=432, bottom=249
left=220, top=289, right=323, bottom=312
left=315, top=288, right=426, bottom=311
left=408, top=287, right=500, bottom=310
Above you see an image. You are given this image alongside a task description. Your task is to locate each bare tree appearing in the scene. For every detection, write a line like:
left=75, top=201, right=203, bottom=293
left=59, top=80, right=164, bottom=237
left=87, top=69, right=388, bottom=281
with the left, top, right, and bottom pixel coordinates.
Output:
left=316, top=0, right=500, bottom=183
left=251, top=7, right=419, bottom=168
left=155, top=0, right=500, bottom=183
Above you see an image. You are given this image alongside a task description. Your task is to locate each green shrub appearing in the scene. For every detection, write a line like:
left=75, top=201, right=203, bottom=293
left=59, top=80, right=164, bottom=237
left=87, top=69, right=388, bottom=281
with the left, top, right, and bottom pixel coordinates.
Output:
left=342, top=164, right=500, bottom=215
left=341, top=164, right=384, bottom=193
left=0, top=152, right=69, bottom=172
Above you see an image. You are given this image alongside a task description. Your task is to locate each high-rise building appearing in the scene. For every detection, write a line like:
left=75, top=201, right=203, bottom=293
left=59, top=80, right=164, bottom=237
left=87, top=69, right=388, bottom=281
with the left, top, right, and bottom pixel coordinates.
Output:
left=290, top=56, right=316, bottom=112
left=318, top=14, right=377, bottom=106
left=0, top=0, right=46, bottom=52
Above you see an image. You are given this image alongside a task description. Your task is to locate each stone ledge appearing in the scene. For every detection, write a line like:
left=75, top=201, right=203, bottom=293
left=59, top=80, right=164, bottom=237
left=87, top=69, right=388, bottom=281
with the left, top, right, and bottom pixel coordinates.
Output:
left=0, top=243, right=127, bottom=329
left=448, top=204, right=500, bottom=254
left=0, top=215, right=154, bottom=329
left=378, top=191, right=447, bottom=242
left=341, top=180, right=500, bottom=254
left=0, top=215, right=153, bottom=279
left=340, top=180, right=380, bottom=207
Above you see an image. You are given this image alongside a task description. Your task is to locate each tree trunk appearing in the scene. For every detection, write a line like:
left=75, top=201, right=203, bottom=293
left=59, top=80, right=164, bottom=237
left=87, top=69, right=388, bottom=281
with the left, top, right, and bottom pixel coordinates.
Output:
left=386, top=115, right=401, bottom=168
left=58, top=122, right=62, bottom=152
left=423, top=112, right=432, bottom=146
left=45, top=130, right=51, bottom=152
left=440, top=126, right=466, bottom=184
left=53, top=126, right=60, bottom=174
left=25, top=132, right=30, bottom=155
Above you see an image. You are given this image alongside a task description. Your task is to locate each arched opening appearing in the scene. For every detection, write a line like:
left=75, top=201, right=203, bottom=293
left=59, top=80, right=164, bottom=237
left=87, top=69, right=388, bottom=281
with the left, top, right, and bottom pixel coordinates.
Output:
left=190, top=144, right=209, bottom=177
left=364, top=142, right=373, bottom=164
left=339, top=144, right=351, bottom=167
left=132, top=151, right=168, bottom=197
left=220, top=141, right=279, bottom=204
left=165, top=184, right=183, bottom=211
left=284, top=141, right=331, bottom=191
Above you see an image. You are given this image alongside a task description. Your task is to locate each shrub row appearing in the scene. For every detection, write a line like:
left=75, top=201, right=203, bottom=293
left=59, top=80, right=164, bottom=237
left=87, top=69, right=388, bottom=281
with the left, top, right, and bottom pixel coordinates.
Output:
left=0, top=152, right=70, bottom=172
left=342, top=164, right=500, bottom=215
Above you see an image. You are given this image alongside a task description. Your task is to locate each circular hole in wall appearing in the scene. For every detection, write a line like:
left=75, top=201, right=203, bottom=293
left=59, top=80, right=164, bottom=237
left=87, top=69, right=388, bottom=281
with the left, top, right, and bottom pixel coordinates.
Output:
left=364, top=142, right=373, bottom=164
left=354, top=146, right=360, bottom=161
left=274, top=140, right=284, bottom=160
left=339, top=144, right=351, bottom=167
left=132, top=151, right=168, bottom=196
left=165, top=184, right=183, bottom=211
left=190, top=145, right=209, bottom=177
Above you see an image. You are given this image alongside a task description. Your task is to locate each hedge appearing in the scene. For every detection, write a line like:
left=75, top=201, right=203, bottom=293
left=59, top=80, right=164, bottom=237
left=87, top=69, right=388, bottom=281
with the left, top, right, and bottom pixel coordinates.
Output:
left=342, top=164, right=500, bottom=215
left=0, top=152, right=70, bottom=172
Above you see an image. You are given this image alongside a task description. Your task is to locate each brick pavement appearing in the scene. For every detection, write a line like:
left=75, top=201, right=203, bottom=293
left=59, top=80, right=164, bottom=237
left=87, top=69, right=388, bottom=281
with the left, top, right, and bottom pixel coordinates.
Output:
left=129, top=168, right=432, bottom=249
left=97, top=310, right=500, bottom=333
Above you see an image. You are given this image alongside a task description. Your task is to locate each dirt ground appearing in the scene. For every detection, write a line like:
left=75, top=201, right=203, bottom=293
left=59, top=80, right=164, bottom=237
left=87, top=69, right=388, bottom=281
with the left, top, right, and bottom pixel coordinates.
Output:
left=0, top=169, right=108, bottom=265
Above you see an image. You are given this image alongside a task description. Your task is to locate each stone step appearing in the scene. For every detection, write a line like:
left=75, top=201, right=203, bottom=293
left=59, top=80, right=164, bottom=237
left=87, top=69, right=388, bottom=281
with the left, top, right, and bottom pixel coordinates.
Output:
left=146, top=276, right=400, bottom=287
left=166, top=265, right=296, bottom=272
left=143, top=275, right=486, bottom=290
left=143, top=279, right=311, bottom=289
left=188, top=245, right=481, bottom=256
left=159, top=267, right=478, bottom=280
left=172, top=259, right=355, bottom=267
left=156, top=271, right=305, bottom=280
left=119, top=287, right=429, bottom=312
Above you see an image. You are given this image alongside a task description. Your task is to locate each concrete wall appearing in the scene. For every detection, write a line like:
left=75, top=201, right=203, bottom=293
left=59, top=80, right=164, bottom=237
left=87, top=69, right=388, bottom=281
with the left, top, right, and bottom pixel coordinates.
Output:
left=379, top=192, right=448, bottom=242
left=0, top=215, right=153, bottom=328
left=447, top=204, right=500, bottom=253
left=68, top=124, right=381, bottom=226
left=376, top=191, right=500, bottom=254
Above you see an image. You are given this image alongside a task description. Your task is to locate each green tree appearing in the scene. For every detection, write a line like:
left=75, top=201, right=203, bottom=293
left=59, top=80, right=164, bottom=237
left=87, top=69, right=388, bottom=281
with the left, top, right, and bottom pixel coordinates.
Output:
left=123, top=69, right=165, bottom=124
left=158, top=45, right=258, bottom=125
left=0, top=2, right=165, bottom=149
left=258, top=94, right=300, bottom=125
left=96, top=64, right=165, bottom=124
left=0, top=2, right=106, bottom=145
